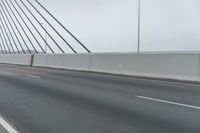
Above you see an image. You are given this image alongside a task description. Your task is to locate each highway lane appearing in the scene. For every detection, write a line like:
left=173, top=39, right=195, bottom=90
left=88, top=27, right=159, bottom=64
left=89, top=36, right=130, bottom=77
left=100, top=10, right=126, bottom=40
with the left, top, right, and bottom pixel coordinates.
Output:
left=0, top=64, right=200, bottom=133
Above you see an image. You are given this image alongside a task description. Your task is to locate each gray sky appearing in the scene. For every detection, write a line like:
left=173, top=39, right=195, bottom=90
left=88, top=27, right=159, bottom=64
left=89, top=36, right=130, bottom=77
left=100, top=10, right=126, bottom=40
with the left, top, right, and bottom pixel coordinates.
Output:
left=141, top=0, right=200, bottom=52
left=3, top=0, right=200, bottom=53
left=38, top=0, right=200, bottom=52
left=39, top=0, right=136, bottom=52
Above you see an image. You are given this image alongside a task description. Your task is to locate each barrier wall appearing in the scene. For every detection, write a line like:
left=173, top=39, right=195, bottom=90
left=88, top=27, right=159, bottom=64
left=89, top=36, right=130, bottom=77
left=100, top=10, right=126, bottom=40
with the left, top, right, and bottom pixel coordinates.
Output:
left=0, top=53, right=200, bottom=82
left=89, top=53, right=200, bottom=81
left=0, top=54, right=31, bottom=65
left=33, top=54, right=91, bottom=71
left=33, top=53, right=200, bottom=82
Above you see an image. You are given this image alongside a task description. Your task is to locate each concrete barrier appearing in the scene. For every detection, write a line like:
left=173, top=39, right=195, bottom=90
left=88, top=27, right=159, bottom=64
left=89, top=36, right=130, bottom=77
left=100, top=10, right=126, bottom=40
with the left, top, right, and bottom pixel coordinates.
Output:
left=32, top=52, right=200, bottom=82
left=1, top=53, right=200, bottom=82
left=33, top=54, right=91, bottom=71
left=0, top=54, right=31, bottom=65
left=89, top=53, right=200, bottom=81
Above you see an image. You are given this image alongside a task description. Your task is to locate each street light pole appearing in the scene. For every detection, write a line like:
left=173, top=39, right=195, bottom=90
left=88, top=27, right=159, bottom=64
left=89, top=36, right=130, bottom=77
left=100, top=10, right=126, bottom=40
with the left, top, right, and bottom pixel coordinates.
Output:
left=41, top=23, right=47, bottom=54
left=137, top=0, right=141, bottom=52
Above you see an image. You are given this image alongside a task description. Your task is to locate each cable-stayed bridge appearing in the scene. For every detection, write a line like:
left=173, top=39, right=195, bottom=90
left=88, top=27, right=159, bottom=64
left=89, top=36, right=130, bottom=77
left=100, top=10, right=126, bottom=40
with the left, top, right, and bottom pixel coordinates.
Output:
left=0, top=1, right=200, bottom=133
left=0, top=0, right=90, bottom=54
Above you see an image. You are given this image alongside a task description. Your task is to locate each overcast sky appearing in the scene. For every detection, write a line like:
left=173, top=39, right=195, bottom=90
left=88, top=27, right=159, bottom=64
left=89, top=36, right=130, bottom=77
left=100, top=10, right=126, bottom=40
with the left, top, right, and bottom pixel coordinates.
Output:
left=2, top=0, right=200, bottom=53
left=36, top=0, right=200, bottom=53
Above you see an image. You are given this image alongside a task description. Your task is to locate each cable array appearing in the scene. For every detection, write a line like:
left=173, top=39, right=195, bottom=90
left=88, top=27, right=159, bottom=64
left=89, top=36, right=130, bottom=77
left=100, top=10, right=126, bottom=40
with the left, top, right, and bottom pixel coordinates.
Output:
left=0, top=0, right=90, bottom=54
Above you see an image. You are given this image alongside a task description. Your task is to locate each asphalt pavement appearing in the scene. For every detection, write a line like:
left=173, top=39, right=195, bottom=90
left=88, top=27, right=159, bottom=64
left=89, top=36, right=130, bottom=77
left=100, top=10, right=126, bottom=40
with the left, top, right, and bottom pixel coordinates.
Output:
left=0, top=64, right=200, bottom=133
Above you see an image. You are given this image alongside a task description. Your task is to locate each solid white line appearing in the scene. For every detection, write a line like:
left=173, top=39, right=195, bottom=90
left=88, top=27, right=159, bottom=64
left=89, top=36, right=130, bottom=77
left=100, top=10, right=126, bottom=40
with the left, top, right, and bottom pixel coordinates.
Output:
left=124, top=76, right=200, bottom=87
left=0, top=116, right=18, bottom=133
left=136, top=95, right=200, bottom=110
left=25, top=74, right=41, bottom=78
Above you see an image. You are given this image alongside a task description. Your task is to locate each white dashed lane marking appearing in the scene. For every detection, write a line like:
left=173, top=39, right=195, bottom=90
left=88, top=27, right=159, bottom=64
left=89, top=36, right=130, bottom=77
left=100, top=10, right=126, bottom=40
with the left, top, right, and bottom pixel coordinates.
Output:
left=137, top=95, right=200, bottom=110
left=25, top=74, right=41, bottom=78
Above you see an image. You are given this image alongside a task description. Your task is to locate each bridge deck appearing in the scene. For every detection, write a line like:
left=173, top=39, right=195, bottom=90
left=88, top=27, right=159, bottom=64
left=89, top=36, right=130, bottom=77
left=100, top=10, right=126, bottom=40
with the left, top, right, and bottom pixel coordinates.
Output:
left=0, top=64, right=200, bottom=133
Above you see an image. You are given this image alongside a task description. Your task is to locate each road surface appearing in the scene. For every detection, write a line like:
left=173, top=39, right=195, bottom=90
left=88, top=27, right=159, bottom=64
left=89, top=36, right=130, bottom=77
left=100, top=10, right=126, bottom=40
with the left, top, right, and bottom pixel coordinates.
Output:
left=0, top=64, right=200, bottom=133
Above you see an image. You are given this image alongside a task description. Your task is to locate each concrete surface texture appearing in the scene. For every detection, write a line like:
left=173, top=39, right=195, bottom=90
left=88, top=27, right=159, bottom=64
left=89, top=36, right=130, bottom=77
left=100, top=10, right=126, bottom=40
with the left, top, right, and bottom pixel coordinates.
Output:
left=0, top=53, right=200, bottom=81
left=0, top=54, right=31, bottom=65
left=32, top=53, right=200, bottom=81
left=0, top=64, right=200, bottom=133
left=34, top=54, right=91, bottom=70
